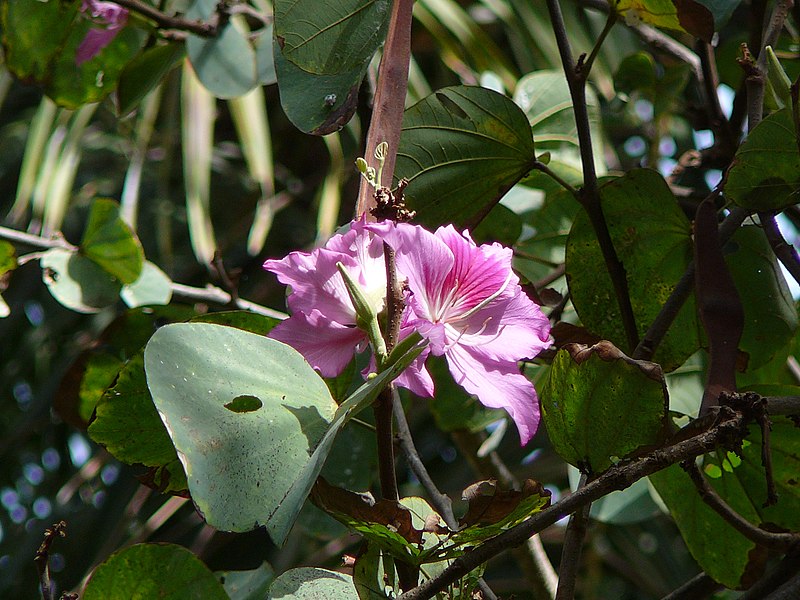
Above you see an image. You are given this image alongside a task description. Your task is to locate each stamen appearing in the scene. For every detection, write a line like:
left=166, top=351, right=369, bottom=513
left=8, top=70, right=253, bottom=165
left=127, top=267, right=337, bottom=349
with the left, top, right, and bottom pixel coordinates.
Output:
left=456, top=270, right=514, bottom=322
left=434, top=279, right=460, bottom=322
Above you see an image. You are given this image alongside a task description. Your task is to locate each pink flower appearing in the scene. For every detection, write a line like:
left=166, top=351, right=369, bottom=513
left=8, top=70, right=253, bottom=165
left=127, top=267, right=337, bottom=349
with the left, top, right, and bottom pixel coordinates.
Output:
left=76, top=0, right=129, bottom=65
left=367, top=222, right=552, bottom=444
left=264, top=217, right=551, bottom=444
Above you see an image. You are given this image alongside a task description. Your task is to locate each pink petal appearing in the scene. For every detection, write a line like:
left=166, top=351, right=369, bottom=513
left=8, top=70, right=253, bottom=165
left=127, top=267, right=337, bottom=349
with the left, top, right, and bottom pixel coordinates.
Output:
left=444, top=343, right=541, bottom=445
left=76, top=26, right=122, bottom=65
left=268, top=309, right=367, bottom=378
left=452, top=291, right=552, bottom=362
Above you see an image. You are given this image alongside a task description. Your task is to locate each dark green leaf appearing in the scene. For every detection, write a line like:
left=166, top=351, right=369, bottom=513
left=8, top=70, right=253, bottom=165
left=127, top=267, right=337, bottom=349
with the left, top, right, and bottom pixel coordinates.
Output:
left=41, top=249, right=121, bottom=313
left=82, top=543, right=228, bottom=600
left=726, top=226, right=798, bottom=370
left=650, top=459, right=764, bottom=589
left=274, top=37, right=366, bottom=135
left=117, top=43, right=186, bottom=117
left=1, top=0, right=145, bottom=107
left=726, top=109, right=800, bottom=211
left=81, top=198, right=144, bottom=284
left=471, top=203, right=522, bottom=246
left=566, top=168, right=699, bottom=371
left=614, top=52, right=658, bottom=95
left=274, top=0, right=390, bottom=75
left=540, top=341, right=669, bottom=473
left=396, top=86, right=536, bottom=229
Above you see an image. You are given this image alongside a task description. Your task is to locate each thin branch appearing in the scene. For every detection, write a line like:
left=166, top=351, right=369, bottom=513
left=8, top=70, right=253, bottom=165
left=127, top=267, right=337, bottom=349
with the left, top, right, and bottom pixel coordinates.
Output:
left=356, top=0, right=414, bottom=216
left=398, top=396, right=798, bottom=600
left=761, top=214, right=800, bottom=286
left=35, top=521, right=68, bottom=600
left=391, top=392, right=499, bottom=600
left=0, top=223, right=286, bottom=319
left=545, top=0, right=639, bottom=352
left=109, top=0, right=224, bottom=37
left=696, top=41, right=737, bottom=162
left=555, top=474, right=591, bottom=600
left=531, top=161, right=578, bottom=197
left=739, top=543, right=800, bottom=599
left=659, top=572, right=722, bottom=600
left=683, top=461, right=799, bottom=550
left=579, top=9, right=617, bottom=78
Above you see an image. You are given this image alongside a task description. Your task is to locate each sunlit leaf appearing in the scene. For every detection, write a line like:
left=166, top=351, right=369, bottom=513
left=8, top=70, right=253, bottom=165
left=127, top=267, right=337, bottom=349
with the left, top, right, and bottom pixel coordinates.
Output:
left=82, top=543, right=228, bottom=600
left=396, top=86, right=537, bottom=229
left=41, top=248, right=121, bottom=313
left=217, top=563, right=274, bottom=600
left=725, top=109, right=800, bottom=211
left=540, top=341, right=669, bottom=473
left=81, top=198, right=144, bottom=284
left=120, top=261, right=173, bottom=308
left=613, top=0, right=714, bottom=42
left=268, top=568, right=359, bottom=600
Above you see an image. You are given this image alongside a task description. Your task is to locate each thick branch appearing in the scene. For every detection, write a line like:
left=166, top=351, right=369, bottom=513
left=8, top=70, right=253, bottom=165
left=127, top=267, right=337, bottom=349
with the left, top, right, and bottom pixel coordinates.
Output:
left=555, top=474, right=591, bottom=600
left=356, top=0, right=414, bottom=217
left=398, top=400, right=792, bottom=600
left=110, top=0, right=224, bottom=37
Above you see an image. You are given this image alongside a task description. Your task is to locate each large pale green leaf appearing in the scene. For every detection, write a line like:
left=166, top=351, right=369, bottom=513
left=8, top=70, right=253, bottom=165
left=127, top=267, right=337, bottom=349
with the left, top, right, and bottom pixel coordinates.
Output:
left=0, top=0, right=145, bottom=107
left=395, top=86, right=537, bottom=229
left=540, top=341, right=669, bottom=473
left=81, top=198, right=144, bottom=284
left=274, top=37, right=366, bottom=135
left=41, top=248, right=121, bottom=313
left=565, top=168, right=699, bottom=370
left=82, top=543, right=228, bottom=600
left=725, top=226, right=798, bottom=370
left=725, top=109, right=800, bottom=211
left=613, top=0, right=714, bottom=42
left=274, top=0, right=390, bottom=75
left=144, top=323, right=334, bottom=536
left=268, top=568, right=359, bottom=600
left=650, top=458, right=763, bottom=589
left=89, top=311, right=280, bottom=495
left=186, top=0, right=257, bottom=98
left=217, top=563, right=274, bottom=600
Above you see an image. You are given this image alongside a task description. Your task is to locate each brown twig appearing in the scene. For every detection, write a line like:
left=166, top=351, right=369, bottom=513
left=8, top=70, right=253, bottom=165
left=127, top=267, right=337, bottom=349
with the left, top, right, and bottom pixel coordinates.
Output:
left=110, top=0, right=227, bottom=37
left=761, top=214, right=800, bottom=287
left=683, top=461, right=798, bottom=550
left=35, top=521, right=68, bottom=600
left=659, top=572, right=722, bottom=600
left=555, top=474, right=591, bottom=600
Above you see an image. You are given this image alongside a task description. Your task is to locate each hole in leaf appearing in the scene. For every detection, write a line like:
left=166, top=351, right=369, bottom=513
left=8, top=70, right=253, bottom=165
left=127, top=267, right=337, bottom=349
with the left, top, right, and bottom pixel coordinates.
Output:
left=224, top=395, right=263, bottom=413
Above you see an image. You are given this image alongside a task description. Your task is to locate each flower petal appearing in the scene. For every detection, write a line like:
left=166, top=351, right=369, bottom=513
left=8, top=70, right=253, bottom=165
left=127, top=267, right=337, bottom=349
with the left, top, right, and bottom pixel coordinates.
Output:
left=268, top=309, right=366, bottom=378
left=444, top=343, right=540, bottom=445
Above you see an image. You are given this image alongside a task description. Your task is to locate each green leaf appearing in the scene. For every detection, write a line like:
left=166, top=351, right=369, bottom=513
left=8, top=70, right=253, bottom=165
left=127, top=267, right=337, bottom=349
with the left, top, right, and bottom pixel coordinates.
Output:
left=565, top=168, right=699, bottom=371
left=81, top=198, right=144, bottom=284
left=0, top=0, right=145, bottom=108
left=725, top=109, right=800, bottom=211
left=120, top=261, right=173, bottom=308
left=217, top=563, right=274, bottom=600
left=614, top=52, right=658, bottom=95
left=726, top=226, right=798, bottom=370
left=186, top=0, right=257, bottom=98
left=88, top=311, right=279, bottom=495
left=41, top=248, right=121, bottom=313
left=540, top=341, right=669, bottom=473
left=695, top=0, right=742, bottom=29
left=255, top=25, right=277, bottom=85
left=117, top=43, right=186, bottom=117
left=650, top=460, right=763, bottom=589
left=614, top=0, right=714, bottom=42
left=78, top=353, right=123, bottom=423
left=471, top=203, right=522, bottom=246
left=268, top=568, right=359, bottom=600
left=82, top=543, right=228, bottom=600
left=144, top=322, right=336, bottom=535
left=274, top=0, right=390, bottom=75
left=274, top=37, right=366, bottom=135
left=395, top=86, right=536, bottom=229
left=89, top=353, right=188, bottom=493
left=0, top=241, right=17, bottom=275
